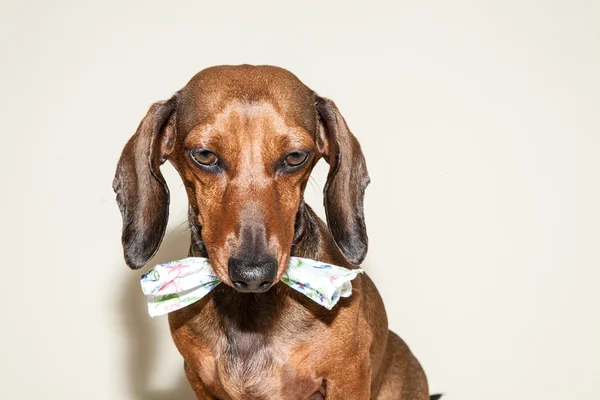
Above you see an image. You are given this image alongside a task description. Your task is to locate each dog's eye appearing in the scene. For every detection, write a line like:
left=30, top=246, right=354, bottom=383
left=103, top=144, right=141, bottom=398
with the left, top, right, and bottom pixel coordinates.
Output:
left=190, top=149, right=218, bottom=167
left=284, top=152, right=309, bottom=167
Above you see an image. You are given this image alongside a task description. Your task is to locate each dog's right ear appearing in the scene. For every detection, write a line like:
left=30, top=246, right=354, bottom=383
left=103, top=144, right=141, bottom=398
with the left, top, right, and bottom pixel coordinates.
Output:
left=113, top=96, right=177, bottom=269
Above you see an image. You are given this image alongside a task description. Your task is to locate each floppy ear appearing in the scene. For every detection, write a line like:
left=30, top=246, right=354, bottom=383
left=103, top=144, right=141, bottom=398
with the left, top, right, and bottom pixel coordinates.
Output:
left=112, top=97, right=177, bottom=269
left=316, top=96, right=370, bottom=265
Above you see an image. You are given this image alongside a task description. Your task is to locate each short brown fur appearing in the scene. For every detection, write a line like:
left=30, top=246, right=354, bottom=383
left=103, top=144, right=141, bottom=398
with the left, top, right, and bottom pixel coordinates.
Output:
left=114, top=65, right=434, bottom=399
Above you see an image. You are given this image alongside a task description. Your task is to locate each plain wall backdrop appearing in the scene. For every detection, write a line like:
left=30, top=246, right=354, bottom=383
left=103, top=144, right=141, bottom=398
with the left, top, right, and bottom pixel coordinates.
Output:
left=1, top=1, right=598, bottom=399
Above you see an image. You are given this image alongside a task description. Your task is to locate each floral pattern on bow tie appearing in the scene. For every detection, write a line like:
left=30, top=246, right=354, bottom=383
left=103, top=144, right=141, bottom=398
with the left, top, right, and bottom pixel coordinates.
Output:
left=140, top=257, right=363, bottom=317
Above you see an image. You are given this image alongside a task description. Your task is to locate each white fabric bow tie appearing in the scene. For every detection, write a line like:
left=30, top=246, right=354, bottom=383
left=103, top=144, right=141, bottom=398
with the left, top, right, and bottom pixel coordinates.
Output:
left=140, top=257, right=364, bottom=317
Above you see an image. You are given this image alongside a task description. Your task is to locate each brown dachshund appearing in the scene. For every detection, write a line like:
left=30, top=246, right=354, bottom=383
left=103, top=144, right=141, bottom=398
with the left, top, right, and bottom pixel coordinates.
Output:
left=114, top=65, right=439, bottom=399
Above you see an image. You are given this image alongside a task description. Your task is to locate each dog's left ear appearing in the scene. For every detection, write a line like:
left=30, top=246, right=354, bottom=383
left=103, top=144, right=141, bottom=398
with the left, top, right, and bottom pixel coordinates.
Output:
left=112, top=96, right=177, bottom=269
left=316, top=96, right=370, bottom=265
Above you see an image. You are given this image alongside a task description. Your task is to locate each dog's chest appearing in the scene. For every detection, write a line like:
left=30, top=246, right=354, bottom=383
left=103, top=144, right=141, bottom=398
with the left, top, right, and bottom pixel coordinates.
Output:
left=213, top=331, right=323, bottom=399
left=180, top=324, right=324, bottom=400
left=171, top=289, right=329, bottom=399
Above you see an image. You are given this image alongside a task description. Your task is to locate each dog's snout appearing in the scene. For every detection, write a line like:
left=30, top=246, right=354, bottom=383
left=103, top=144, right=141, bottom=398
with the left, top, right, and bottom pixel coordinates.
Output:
left=228, top=257, right=277, bottom=293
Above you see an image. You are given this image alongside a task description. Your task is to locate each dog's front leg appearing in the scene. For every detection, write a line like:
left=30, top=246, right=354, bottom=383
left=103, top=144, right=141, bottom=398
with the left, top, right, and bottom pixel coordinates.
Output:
left=323, top=354, right=371, bottom=400
left=184, top=362, right=216, bottom=400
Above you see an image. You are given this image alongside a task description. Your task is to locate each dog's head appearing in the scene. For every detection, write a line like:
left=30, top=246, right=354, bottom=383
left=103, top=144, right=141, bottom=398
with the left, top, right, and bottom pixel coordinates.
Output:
left=113, top=65, right=369, bottom=292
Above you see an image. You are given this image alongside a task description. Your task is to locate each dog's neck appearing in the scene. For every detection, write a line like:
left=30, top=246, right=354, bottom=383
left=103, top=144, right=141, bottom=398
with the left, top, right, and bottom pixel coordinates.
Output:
left=289, top=202, right=324, bottom=260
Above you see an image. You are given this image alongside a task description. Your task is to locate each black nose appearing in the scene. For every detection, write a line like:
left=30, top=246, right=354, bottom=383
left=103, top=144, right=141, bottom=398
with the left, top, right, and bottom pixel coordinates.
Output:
left=228, top=257, right=278, bottom=293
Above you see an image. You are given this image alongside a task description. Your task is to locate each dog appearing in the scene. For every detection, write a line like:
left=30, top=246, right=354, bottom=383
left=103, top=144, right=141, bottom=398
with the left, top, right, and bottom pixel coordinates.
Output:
left=114, top=65, right=438, bottom=399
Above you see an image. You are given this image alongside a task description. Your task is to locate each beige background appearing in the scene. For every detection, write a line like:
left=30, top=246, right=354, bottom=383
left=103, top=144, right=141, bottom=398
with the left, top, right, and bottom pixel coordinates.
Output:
left=1, top=1, right=598, bottom=399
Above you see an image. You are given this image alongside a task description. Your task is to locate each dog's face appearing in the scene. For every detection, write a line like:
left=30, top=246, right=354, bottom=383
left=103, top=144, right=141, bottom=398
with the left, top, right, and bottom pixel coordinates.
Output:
left=114, top=65, right=370, bottom=293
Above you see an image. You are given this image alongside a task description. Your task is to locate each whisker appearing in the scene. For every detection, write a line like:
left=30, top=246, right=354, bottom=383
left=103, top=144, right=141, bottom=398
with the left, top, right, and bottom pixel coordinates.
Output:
left=166, top=220, right=189, bottom=238
left=308, top=176, right=321, bottom=193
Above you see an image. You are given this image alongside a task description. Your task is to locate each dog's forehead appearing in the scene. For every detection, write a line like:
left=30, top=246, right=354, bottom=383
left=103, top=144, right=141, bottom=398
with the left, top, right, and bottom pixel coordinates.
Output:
left=177, top=65, right=316, bottom=133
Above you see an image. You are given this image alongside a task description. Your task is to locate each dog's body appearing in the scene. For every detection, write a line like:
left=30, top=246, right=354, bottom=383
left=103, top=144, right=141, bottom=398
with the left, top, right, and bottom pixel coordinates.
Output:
left=170, top=207, right=428, bottom=399
left=114, top=65, right=434, bottom=399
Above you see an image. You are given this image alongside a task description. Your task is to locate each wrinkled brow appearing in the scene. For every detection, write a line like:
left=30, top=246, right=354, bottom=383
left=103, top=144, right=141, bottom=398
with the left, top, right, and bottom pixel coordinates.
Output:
left=182, top=100, right=315, bottom=151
